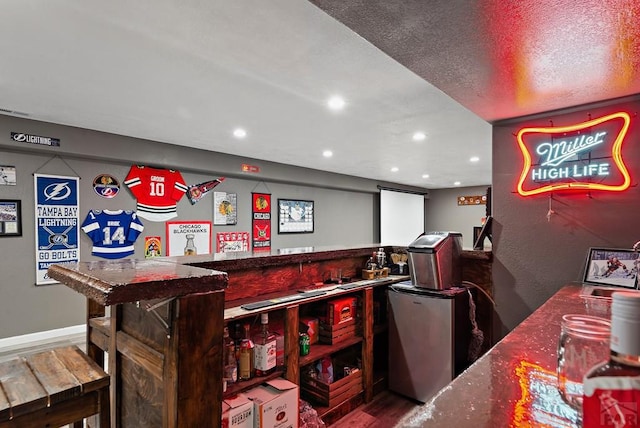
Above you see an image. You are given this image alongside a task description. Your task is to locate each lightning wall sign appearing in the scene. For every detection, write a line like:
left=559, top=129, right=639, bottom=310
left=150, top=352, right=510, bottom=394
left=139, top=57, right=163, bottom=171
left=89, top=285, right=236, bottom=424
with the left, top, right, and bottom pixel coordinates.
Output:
left=34, top=173, right=79, bottom=285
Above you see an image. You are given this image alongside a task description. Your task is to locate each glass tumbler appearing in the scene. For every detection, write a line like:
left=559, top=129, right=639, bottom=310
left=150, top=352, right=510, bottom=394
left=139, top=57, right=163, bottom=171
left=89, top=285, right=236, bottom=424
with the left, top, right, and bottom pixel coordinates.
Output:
left=556, top=314, right=611, bottom=414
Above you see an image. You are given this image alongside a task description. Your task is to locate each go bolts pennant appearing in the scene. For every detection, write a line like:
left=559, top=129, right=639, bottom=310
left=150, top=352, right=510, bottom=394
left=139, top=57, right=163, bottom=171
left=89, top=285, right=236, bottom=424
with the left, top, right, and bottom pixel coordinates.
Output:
left=516, top=112, right=631, bottom=197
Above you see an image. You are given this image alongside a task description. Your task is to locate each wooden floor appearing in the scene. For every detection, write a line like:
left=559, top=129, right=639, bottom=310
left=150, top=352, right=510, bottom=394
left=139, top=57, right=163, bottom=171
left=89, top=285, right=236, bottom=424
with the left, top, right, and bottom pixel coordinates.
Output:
left=329, top=391, right=421, bottom=427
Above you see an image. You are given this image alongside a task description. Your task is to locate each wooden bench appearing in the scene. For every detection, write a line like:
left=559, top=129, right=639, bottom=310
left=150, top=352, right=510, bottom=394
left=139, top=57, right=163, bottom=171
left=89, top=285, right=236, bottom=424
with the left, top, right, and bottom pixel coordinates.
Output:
left=0, top=345, right=109, bottom=428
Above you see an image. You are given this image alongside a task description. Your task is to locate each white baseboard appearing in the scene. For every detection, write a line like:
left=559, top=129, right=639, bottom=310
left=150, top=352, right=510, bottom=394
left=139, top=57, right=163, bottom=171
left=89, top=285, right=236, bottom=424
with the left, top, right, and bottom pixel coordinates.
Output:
left=0, top=324, right=86, bottom=351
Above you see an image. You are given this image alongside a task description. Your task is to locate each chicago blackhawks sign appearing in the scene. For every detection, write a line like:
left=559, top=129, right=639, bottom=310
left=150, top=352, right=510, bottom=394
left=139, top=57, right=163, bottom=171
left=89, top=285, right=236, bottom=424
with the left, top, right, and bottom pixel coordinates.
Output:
left=516, top=112, right=631, bottom=197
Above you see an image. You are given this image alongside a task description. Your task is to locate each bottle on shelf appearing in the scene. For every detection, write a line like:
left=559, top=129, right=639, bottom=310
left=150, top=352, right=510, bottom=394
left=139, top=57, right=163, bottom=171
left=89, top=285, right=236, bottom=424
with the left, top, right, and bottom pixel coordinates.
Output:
left=376, top=247, right=386, bottom=268
left=366, top=253, right=377, bottom=271
left=582, top=291, right=640, bottom=427
left=254, top=313, right=277, bottom=376
left=233, top=323, right=243, bottom=361
left=238, top=323, right=255, bottom=381
left=223, top=326, right=237, bottom=387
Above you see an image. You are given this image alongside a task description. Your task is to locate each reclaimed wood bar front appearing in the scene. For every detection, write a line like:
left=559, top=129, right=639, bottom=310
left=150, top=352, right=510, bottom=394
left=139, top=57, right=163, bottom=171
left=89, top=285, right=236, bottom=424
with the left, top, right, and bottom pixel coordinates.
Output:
left=48, top=259, right=228, bottom=428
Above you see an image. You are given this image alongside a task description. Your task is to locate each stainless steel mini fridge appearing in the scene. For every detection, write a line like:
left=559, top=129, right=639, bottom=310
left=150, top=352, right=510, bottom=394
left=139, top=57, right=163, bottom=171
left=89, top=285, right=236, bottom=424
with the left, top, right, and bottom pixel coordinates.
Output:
left=388, top=282, right=471, bottom=403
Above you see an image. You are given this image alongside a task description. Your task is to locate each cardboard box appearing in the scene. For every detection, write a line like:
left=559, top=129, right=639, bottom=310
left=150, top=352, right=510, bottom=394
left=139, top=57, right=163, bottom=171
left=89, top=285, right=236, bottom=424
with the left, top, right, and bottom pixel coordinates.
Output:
left=300, top=316, right=319, bottom=344
left=222, top=393, right=253, bottom=428
left=245, top=378, right=299, bottom=428
left=326, top=296, right=357, bottom=325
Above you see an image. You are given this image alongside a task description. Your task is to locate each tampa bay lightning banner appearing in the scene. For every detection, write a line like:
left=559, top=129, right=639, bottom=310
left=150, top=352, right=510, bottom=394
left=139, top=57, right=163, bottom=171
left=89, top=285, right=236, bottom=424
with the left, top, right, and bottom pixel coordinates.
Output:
left=34, top=173, right=79, bottom=285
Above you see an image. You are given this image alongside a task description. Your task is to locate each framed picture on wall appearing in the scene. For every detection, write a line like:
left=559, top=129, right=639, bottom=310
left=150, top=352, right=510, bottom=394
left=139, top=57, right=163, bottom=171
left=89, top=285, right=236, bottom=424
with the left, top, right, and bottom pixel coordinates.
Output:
left=165, top=221, right=212, bottom=256
left=0, top=199, right=22, bottom=236
left=583, top=247, right=638, bottom=289
left=0, top=166, right=17, bottom=186
left=278, top=199, right=314, bottom=234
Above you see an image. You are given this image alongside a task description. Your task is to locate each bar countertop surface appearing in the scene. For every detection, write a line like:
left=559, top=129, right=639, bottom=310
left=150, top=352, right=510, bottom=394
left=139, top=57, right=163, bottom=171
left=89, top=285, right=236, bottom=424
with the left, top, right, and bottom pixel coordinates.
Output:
left=394, top=283, right=617, bottom=428
left=47, top=258, right=228, bottom=305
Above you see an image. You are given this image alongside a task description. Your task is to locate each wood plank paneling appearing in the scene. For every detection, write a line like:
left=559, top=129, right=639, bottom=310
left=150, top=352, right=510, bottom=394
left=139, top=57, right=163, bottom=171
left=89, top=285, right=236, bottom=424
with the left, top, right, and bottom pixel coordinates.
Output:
left=121, top=301, right=169, bottom=352
left=23, top=350, right=81, bottom=405
left=116, top=332, right=164, bottom=382
left=120, top=357, right=163, bottom=428
left=86, top=298, right=106, bottom=368
left=0, top=391, right=100, bottom=428
left=51, top=346, right=109, bottom=393
left=174, top=291, right=225, bottom=428
left=109, top=305, right=121, bottom=426
left=362, top=287, right=374, bottom=403
left=224, top=257, right=368, bottom=301
left=284, top=305, right=299, bottom=383
left=0, top=358, right=47, bottom=419
left=163, top=299, right=178, bottom=428
left=0, top=384, right=9, bottom=422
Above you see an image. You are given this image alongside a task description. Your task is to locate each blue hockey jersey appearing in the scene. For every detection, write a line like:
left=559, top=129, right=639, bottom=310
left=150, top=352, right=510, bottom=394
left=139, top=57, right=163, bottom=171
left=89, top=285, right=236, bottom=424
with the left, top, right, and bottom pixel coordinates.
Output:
left=81, top=210, right=144, bottom=259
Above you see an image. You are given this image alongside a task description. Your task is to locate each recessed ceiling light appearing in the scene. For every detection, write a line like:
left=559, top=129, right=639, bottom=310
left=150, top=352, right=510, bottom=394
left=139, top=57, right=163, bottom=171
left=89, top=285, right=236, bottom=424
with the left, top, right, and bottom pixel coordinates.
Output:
left=323, top=150, right=333, bottom=158
left=233, top=128, right=247, bottom=139
left=327, top=96, right=346, bottom=111
left=454, top=181, right=461, bottom=186
left=391, top=167, right=399, bottom=172
left=413, top=132, right=426, bottom=141
left=470, top=156, right=480, bottom=162
left=422, top=174, right=430, bottom=179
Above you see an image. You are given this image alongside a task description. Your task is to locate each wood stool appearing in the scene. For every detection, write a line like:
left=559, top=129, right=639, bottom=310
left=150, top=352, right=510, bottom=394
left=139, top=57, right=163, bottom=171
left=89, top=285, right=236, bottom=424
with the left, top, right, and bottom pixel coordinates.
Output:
left=0, top=345, right=109, bottom=428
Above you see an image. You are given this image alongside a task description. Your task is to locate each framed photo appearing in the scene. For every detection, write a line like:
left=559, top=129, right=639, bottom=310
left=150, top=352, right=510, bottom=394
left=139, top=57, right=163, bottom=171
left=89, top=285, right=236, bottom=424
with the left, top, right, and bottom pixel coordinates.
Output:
left=583, top=247, right=639, bottom=289
left=0, top=166, right=17, bottom=185
left=213, top=192, right=237, bottom=225
left=165, top=221, right=212, bottom=256
left=0, top=199, right=22, bottom=236
left=278, top=199, right=314, bottom=234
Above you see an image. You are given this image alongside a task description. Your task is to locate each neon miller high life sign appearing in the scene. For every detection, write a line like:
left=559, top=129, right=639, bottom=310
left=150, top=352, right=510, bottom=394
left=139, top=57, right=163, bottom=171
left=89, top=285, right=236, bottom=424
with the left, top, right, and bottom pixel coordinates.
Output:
left=516, top=112, right=631, bottom=197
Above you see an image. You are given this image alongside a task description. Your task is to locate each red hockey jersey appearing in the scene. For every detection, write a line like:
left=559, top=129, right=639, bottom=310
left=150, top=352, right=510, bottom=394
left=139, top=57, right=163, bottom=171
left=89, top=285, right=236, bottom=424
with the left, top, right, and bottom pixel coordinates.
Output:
left=124, top=165, right=188, bottom=221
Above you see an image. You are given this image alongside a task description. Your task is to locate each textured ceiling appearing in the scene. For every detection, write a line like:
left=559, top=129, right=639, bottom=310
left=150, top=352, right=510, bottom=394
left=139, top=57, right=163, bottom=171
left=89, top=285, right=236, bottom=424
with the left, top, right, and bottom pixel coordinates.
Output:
left=310, top=0, right=640, bottom=122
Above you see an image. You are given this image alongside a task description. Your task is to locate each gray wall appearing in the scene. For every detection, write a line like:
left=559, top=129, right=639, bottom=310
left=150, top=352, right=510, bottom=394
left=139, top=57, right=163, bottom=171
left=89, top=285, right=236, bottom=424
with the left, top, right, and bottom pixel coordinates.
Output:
left=492, top=95, right=640, bottom=339
left=425, top=186, right=490, bottom=249
left=0, top=115, right=427, bottom=339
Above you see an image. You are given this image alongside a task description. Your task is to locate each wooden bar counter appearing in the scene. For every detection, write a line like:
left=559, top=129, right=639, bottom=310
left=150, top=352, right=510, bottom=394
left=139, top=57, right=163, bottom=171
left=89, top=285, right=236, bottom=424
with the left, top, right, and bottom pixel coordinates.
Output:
left=48, top=245, right=399, bottom=427
left=393, top=284, right=616, bottom=427
left=48, top=259, right=228, bottom=428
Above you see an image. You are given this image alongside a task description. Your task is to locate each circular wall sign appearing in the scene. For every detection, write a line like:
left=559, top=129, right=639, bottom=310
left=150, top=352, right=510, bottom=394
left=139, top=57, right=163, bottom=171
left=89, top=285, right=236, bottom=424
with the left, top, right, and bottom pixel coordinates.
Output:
left=92, top=174, right=120, bottom=198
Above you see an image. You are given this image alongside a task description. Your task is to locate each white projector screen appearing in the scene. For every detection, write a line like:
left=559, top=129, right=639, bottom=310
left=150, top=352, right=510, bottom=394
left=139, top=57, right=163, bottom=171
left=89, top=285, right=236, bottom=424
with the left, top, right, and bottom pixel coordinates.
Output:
left=380, top=189, right=425, bottom=246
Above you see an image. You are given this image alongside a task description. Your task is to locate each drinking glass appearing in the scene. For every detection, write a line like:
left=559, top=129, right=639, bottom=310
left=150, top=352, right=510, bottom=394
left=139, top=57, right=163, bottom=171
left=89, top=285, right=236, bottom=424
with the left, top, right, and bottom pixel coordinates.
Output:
left=557, top=314, right=610, bottom=415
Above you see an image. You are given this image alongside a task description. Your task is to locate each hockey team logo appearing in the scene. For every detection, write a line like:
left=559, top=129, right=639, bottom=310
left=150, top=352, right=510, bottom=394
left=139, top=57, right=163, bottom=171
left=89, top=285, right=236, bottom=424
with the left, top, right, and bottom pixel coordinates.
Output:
left=516, top=112, right=631, bottom=197
left=92, top=174, right=120, bottom=198
left=11, top=132, right=60, bottom=146
left=43, top=182, right=72, bottom=201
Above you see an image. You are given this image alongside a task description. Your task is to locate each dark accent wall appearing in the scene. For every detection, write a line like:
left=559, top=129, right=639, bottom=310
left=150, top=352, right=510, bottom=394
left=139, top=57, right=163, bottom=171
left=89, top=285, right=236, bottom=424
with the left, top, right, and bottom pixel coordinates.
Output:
left=492, top=95, right=640, bottom=338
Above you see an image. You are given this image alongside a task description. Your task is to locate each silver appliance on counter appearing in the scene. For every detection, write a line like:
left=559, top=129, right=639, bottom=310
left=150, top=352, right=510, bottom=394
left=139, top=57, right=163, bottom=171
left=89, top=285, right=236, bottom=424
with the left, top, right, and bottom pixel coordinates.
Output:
left=407, top=231, right=462, bottom=290
left=388, top=282, right=471, bottom=403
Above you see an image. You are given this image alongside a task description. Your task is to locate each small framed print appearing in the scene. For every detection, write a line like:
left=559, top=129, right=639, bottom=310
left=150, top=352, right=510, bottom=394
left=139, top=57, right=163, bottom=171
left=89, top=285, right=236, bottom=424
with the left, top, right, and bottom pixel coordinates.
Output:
left=0, top=199, right=22, bottom=236
left=278, top=199, right=314, bottom=234
left=165, top=221, right=212, bottom=256
left=0, top=166, right=17, bottom=185
left=583, top=247, right=639, bottom=289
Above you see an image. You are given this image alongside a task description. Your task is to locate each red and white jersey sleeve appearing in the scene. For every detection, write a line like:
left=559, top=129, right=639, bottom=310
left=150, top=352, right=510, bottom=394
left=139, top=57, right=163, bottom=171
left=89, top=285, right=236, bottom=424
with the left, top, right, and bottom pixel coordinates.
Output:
left=124, top=165, right=188, bottom=221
